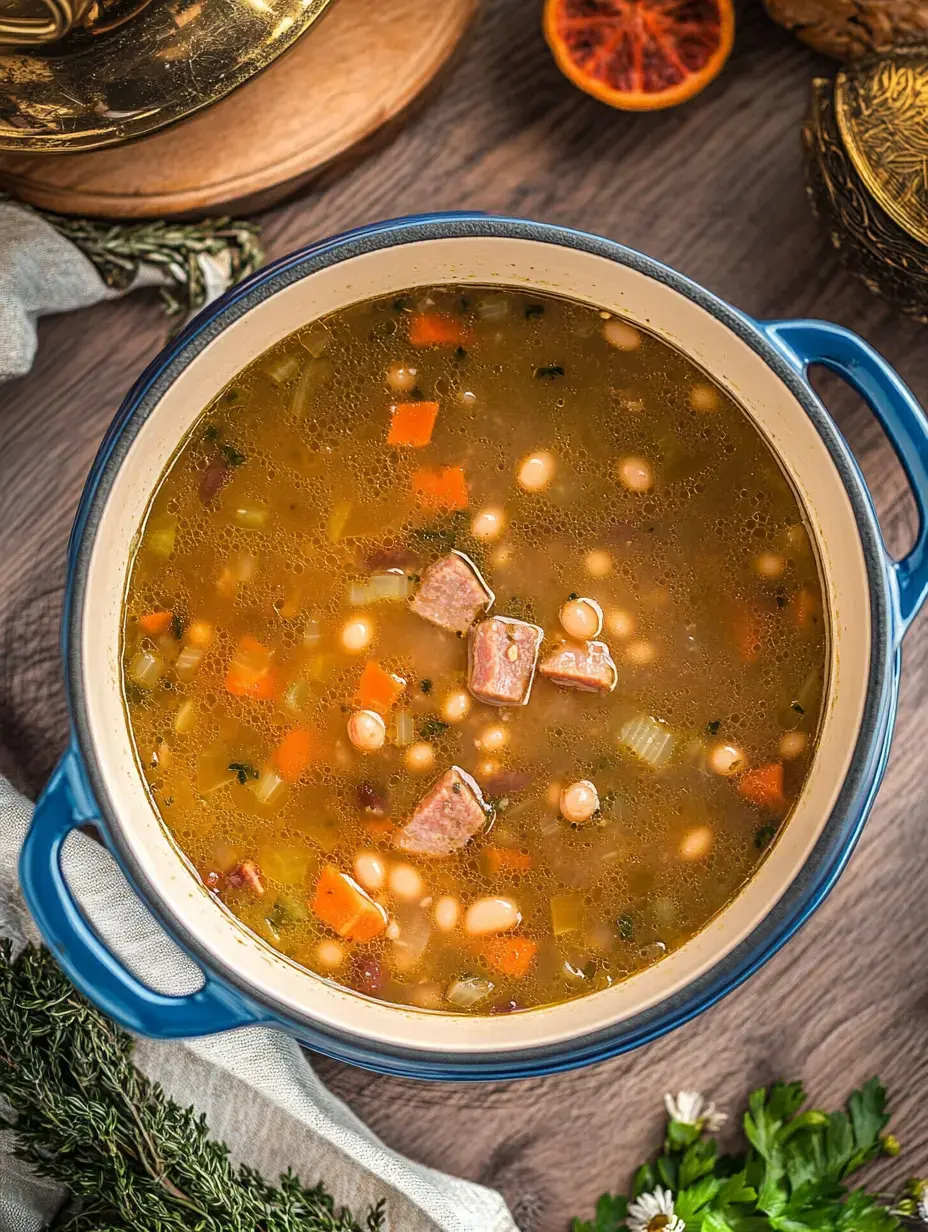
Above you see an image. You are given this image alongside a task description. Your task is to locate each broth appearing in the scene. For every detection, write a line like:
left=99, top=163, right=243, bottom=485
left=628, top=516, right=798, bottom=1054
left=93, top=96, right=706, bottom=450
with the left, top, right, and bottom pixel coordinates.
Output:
left=122, top=285, right=827, bottom=1014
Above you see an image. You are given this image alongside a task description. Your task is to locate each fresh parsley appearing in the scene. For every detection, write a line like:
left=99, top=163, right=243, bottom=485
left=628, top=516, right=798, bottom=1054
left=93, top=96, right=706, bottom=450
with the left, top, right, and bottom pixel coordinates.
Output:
left=228, top=761, right=259, bottom=785
left=220, top=443, right=247, bottom=467
left=418, top=715, right=450, bottom=741
left=573, top=1079, right=913, bottom=1232
left=535, top=364, right=565, bottom=379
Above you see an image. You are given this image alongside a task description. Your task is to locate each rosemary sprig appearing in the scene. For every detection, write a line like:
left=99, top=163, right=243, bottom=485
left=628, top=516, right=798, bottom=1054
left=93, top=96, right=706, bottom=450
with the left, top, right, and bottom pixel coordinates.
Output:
left=2, top=195, right=263, bottom=327
left=0, top=941, right=384, bottom=1232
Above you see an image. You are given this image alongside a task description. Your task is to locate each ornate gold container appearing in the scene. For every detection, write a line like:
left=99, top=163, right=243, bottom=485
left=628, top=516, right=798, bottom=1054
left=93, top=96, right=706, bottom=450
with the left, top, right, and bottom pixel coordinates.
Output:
left=803, top=43, right=928, bottom=323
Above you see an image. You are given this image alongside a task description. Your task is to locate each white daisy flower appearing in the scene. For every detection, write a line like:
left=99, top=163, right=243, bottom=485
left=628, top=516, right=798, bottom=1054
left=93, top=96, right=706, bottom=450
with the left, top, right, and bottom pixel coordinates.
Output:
left=664, top=1089, right=728, bottom=1132
left=627, top=1185, right=685, bottom=1232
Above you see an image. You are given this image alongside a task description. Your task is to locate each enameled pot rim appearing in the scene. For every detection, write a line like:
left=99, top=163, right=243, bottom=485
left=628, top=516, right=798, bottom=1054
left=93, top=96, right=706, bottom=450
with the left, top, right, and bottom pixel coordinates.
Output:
left=60, top=215, right=901, bottom=1078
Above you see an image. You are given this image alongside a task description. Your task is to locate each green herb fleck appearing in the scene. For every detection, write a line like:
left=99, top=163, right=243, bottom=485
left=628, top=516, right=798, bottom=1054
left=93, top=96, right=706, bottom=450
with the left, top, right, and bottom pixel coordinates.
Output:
left=393, top=295, right=414, bottom=313
left=459, top=295, right=471, bottom=313
left=171, top=612, right=185, bottom=640
left=535, top=364, right=565, bottom=379
left=706, top=719, right=721, bottom=735
left=220, top=443, right=246, bottom=467
left=792, top=700, right=806, bottom=715
left=204, top=423, right=219, bottom=441
left=220, top=386, right=242, bottom=405
left=455, top=346, right=468, bottom=360
left=568, top=592, right=579, bottom=601
left=419, top=678, right=433, bottom=694
left=228, top=761, right=259, bottom=786
left=418, top=716, right=450, bottom=741
left=617, top=914, right=635, bottom=941
left=524, top=304, right=545, bottom=320
left=754, top=822, right=777, bottom=850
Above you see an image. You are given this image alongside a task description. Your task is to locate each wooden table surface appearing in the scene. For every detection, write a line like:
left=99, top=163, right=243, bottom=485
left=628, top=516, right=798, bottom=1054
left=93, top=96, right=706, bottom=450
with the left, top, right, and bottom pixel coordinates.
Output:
left=2, top=3, right=926, bottom=1227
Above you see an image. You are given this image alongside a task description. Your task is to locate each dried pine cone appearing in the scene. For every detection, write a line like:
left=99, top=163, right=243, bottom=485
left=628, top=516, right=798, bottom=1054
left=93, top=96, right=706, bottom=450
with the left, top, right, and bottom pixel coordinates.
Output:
left=763, top=0, right=928, bottom=59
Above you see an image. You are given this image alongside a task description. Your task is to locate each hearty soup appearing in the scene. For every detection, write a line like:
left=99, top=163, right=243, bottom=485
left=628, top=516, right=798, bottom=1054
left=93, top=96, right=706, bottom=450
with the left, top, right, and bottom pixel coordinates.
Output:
left=122, top=285, right=827, bottom=1015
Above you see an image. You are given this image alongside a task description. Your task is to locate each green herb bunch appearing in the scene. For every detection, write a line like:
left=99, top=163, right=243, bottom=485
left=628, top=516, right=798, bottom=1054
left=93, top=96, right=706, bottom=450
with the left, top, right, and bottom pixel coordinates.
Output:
left=574, top=1081, right=926, bottom=1232
left=0, top=942, right=384, bottom=1232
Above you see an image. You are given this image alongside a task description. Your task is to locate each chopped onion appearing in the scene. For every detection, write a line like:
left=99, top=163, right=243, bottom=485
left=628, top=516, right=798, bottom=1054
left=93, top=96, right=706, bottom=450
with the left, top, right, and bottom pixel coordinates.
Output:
left=392, top=709, right=414, bottom=747
left=302, top=618, right=322, bottom=647
left=348, top=571, right=412, bottom=605
left=291, top=357, right=334, bottom=419
left=173, top=699, right=198, bottom=735
left=550, top=893, right=582, bottom=936
left=391, top=905, right=431, bottom=974
left=300, top=327, right=330, bottom=359
left=174, top=645, right=204, bottom=681
left=327, top=500, right=352, bottom=543
left=146, top=514, right=177, bottom=559
left=475, top=295, right=509, bottom=321
left=228, top=552, right=257, bottom=583
left=128, top=649, right=164, bottom=689
left=446, top=975, right=495, bottom=1009
left=618, top=714, right=675, bottom=769
left=262, top=352, right=301, bottom=386
left=252, top=766, right=288, bottom=807
left=281, top=678, right=311, bottom=715
left=196, top=751, right=234, bottom=797
left=232, top=502, right=269, bottom=530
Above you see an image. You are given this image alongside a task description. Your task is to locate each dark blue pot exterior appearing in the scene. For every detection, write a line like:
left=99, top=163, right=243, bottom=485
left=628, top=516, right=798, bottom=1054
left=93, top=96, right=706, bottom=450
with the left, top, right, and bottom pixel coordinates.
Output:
left=20, top=215, right=928, bottom=1080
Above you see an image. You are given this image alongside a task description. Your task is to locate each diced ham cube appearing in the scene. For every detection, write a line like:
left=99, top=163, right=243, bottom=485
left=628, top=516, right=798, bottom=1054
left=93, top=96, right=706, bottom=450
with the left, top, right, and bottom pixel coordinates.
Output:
left=396, top=766, right=491, bottom=856
left=225, top=860, right=265, bottom=895
left=539, top=640, right=618, bottom=693
left=410, top=551, right=494, bottom=634
left=468, top=616, right=543, bottom=706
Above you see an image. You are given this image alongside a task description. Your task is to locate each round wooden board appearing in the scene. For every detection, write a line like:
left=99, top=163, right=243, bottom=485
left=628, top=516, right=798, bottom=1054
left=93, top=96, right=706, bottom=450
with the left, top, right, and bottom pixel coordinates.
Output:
left=0, top=0, right=477, bottom=218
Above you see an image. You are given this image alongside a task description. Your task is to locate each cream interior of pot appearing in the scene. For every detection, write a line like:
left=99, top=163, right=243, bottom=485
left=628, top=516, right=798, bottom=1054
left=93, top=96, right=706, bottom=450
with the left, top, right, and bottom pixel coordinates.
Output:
left=78, top=236, right=871, bottom=1053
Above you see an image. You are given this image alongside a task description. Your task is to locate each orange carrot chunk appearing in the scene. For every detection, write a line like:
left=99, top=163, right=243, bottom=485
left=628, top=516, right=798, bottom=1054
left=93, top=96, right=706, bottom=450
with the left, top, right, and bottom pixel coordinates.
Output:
left=485, top=846, right=534, bottom=877
left=274, top=727, right=318, bottom=782
left=790, top=586, right=821, bottom=631
left=138, top=610, right=174, bottom=636
left=387, top=400, right=439, bottom=447
left=482, top=935, right=538, bottom=978
left=355, top=659, right=406, bottom=714
left=731, top=600, right=764, bottom=664
left=738, top=762, right=785, bottom=809
left=408, top=311, right=469, bottom=348
left=312, top=864, right=387, bottom=942
left=225, top=635, right=278, bottom=700
left=411, top=465, right=469, bottom=511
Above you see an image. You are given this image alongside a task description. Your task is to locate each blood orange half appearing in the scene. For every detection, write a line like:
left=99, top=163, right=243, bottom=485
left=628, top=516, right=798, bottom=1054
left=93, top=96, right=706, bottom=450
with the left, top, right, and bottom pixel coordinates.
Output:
left=543, top=0, right=735, bottom=112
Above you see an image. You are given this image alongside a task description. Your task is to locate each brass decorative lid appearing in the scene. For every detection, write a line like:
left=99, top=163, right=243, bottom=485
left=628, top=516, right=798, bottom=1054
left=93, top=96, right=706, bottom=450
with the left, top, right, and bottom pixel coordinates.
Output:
left=835, top=44, right=928, bottom=250
left=0, top=0, right=334, bottom=152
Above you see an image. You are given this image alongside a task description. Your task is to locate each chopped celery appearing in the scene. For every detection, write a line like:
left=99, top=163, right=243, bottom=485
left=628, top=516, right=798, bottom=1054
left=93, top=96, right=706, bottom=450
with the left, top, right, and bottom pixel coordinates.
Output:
left=348, top=572, right=412, bottom=605
left=173, top=698, right=198, bottom=735
left=261, top=352, right=301, bottom=386
left=327, top=499, right=352, bottom=543
left=128, top=649, right=164, bottom=689
left=257, top=842, right=315, bottom=887
left=251, top=766, right=288, bottom=808
left=392, top=709, right=414, bottom=747
left=618, top=714, right=675, bottom=769
left=550, top=893, right=583, bottom=936
left=231, top=502, right=269, bottom=530
left=146, top=513, right=177, bottom=559
left=446, top=975, right=494, bottom=1008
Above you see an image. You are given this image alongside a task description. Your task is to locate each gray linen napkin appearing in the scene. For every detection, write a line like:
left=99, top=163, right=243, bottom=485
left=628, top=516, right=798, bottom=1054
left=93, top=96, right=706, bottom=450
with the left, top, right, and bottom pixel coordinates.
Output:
left=0, top=774, right=518, bottom=1232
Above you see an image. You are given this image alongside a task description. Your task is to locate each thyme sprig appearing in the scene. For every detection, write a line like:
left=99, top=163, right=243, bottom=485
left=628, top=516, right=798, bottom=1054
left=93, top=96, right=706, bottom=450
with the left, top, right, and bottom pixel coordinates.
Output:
left=0, top=942, right=384, bottom=1232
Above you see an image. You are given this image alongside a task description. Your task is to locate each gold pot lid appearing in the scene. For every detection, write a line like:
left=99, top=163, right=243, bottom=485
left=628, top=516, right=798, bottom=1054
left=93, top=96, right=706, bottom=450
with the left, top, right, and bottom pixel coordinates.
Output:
left=835, top=44, right=928, bottom=250
left=0, top=0, right=334, bottom=152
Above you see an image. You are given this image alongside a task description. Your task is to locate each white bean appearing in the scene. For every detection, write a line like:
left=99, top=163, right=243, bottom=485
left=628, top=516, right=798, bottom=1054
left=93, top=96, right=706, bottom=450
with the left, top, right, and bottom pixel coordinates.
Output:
left=464, top=896, right=521, bottom=935
left=679, top=825, right=714, bottom=861
left=347, top=709, right=386, bottom=752
left=690, top=383, right=719, bottom=413
left=560, top=597, right=603, bottom=640
left=602, top=318, right=642, bottom=351
left=389, top=862, right=424, bottom=901
left=315, top=939, right=345, bottom=970
left=441, top=689, right=471, bottom=724
left=476, top=723, right=508, bottom=752
left=517, top=451, right=556, bottom=492
left=605, top=608, right=635, bottom=639
left=404, top=742, right=435, bottom=774
left=560, top=780, right=600, bottom=823
left=433, top=895, right=461, bottom=932
left=471, top=505, right=507, bottom=541
left=755, top=551, right=786, bottom=579
left=386, top=362, right=418, bottom=392
left=707, top=741, right=746, bottom=776
left=354, top=851, right=386, bottom=893
left=617, top=456, right=654, bottom=492
left=340, top=615, right=374, bottom=653
left=778, top=730, right=808, bottom=760
left=584, top=548, right=613, bottom=578
left=625, top=638, right=657, bottom=666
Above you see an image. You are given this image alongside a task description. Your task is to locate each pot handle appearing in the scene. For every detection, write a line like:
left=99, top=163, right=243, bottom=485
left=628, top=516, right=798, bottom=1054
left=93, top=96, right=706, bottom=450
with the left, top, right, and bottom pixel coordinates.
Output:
left=19, top=746, right=263, bottom=1038
left=759, top=318, right=928, bottom=639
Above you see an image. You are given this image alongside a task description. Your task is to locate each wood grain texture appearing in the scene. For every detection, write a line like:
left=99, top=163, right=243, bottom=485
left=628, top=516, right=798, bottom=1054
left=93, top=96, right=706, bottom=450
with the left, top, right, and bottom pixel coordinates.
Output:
left=1, top=3, right=926, bottom=1227
left=0, top=0, right=478, bottom=218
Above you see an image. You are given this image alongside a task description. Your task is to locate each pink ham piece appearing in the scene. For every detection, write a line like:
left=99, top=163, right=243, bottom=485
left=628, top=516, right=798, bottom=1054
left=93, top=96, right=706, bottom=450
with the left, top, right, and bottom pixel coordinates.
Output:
left=539, top=640, right=618, bottom=693
left=468, top=615, right=543, bottom=706
left=395, top=765, right=491, bottom=856
left=410, top=551, right=494, bottom=634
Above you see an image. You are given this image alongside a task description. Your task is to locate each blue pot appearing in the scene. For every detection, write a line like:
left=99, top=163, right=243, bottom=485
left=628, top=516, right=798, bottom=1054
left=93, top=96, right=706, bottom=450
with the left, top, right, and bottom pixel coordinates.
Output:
left=19, top=215, right=928, bottom=1080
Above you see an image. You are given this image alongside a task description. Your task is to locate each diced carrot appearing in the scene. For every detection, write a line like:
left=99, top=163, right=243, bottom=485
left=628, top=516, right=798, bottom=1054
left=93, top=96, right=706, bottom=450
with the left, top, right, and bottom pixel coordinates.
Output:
left=485, top=846, right=534, bottom=877
left=411, top=465, right=469, bottom=511
left=738, top=762, right=785, bottom=810
left=790, top=587, right=821, bottom=631
left=732, top=600, right=764, bottom=664
left=311, top=864, right=387, bottom=942
left=482, top=935, right=538, bottom=979
left=274, top=727, right=318, bottom=782
left=225, top=635, right=278, bottom=700
left=138, top=610, right=174, bottom=636
left=355, top=659, right=406, bottom=714
left=185, top=620, right=215, bottom=649
left=387, top=400, right=439, bottom=447
left=408, top=311, right=470, bottom=348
